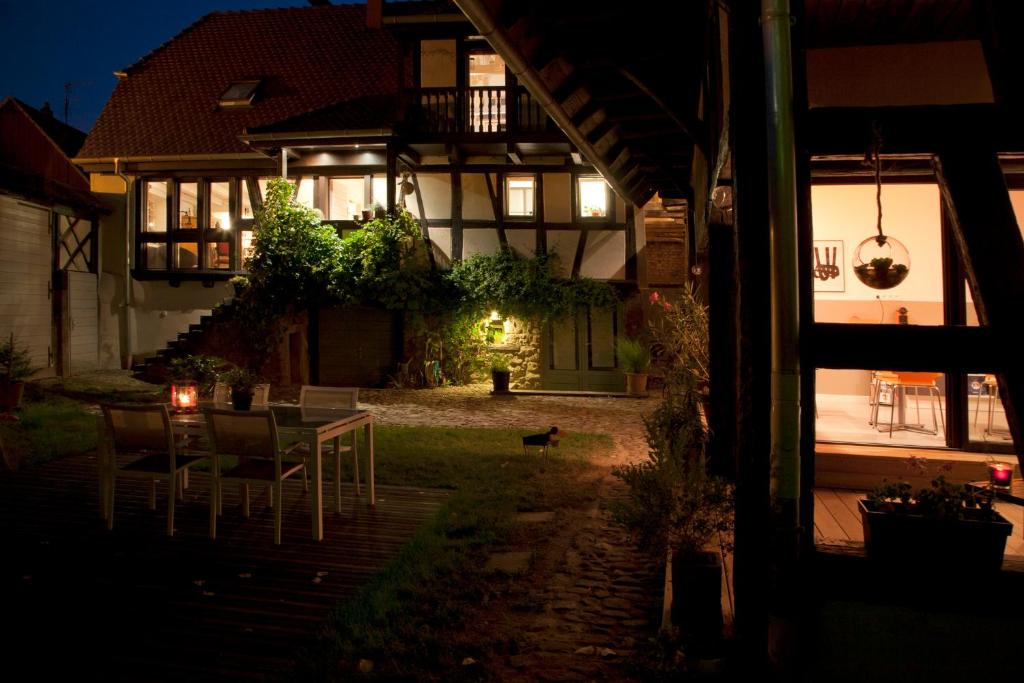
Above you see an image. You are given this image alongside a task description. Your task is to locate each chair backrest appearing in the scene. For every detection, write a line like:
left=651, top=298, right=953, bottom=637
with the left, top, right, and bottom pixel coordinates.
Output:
left=204, top=409, right=279, bottom=459
left=102, top=403, right=175, bottom=455
left=299, top=385, right=358, bottom=409
left=895, top=371, right=941, bottom=386
left=212, top=382, right=271, bottom=406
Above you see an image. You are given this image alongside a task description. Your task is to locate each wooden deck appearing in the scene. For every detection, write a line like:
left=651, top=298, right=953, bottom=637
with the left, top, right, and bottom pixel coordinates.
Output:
left=0, top=452, right=448, bottom=681
left=814, top=487, right=1024, bottom=558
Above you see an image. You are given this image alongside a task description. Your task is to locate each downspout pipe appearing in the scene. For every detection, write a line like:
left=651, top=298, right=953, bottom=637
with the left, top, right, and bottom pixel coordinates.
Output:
left=113, top=158, right=135, bottom=365
left=762, top=0, right=801, bottom=668
left=763, top=0, right=800, bottom=526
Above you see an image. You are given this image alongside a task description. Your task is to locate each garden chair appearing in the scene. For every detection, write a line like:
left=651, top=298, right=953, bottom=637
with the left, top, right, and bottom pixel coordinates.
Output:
left=100, top=403, right=207, bottom=536
left=288, top=386, right=360, bottom=499
left=212, top=382, right=270, bottom=406
left=204, top=408, right=306, bottom=545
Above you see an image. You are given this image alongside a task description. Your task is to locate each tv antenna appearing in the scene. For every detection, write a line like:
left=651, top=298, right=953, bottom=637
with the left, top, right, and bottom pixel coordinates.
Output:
left=63, top=81, right=93, bottom=124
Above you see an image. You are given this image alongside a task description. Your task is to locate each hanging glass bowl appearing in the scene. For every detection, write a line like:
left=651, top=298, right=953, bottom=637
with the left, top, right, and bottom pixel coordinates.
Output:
left=852, top=234, right=910, bottom=290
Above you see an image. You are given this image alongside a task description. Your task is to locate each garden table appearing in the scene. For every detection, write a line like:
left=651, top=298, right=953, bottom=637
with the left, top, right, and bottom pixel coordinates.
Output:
left=172, top=403, right=375, bottom=541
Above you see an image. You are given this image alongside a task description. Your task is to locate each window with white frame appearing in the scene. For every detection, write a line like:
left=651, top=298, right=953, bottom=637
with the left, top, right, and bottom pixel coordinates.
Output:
left=505, top=176, right=535, bottom=217
left=578, top=177, right=608, bottom=218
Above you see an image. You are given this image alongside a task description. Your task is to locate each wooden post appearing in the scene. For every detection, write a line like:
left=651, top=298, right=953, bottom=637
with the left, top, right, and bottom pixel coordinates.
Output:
left=934, top=143, right=1024, bottom=469
left=727, top=0, right=772, bottom=671
left=451, top=170, right=463, bottom=260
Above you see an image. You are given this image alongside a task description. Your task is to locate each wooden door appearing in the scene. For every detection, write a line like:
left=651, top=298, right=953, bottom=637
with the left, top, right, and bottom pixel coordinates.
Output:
left=0, top=196, right=53, bottom=374
left=541, top=306, right=623, bottom=392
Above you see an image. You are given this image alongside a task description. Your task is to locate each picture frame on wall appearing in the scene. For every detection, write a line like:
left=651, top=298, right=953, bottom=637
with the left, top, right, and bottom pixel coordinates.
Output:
left=812, top=239, right=844, bottom=292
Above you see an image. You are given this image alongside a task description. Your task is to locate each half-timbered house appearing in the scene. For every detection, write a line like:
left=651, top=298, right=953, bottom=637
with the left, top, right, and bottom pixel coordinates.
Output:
left=75, top=1, right=682, bottom=390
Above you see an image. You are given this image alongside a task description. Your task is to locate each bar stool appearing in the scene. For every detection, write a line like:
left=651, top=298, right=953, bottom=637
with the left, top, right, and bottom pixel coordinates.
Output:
left=973, top=374, right=1009, bottom=438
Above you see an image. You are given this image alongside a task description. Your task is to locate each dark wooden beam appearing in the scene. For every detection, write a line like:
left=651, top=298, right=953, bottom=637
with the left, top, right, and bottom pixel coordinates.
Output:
left=410, top=172, right=435, bottom=268
left=726, top=0, right=771, bottom=668
left=811, top=323, right=1018, bottom=374
left=808, top=105, right=1024, bottom=156
left=972, top=0, right=1024, bottom=107
left=451, top=170, right=463, bottom=260
left=506, top=144, right=523, bottom=165
left=934, top=142, right=1024, bottom=462
left=484, top=172, right=509, bottom=249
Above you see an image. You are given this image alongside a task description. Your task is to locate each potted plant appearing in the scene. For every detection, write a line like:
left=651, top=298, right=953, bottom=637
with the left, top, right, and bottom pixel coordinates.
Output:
left=0, top=333, right=35, bottom=411
left=617, top=337, right=650, bottom=396
left=228, top=275, right=249, bottom=297
left=222, top=367, right=258, bottom=411
left=612, top=287, right=729, bottom=657
left=490, top=353, right=511, bottom=394
left=372, top=202, right=386, bottom=219
left=860, top=457, right=1013, bottom=575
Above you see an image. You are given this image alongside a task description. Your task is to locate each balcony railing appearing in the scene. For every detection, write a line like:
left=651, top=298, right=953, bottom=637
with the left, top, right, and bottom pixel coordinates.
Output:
left=413, top=86, right=554, bottom=135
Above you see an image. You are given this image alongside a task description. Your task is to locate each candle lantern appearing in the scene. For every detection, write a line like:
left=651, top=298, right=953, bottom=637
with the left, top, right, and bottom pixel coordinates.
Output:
left=987, top=462, right=1014, bottom=490
left=170, top=379, right=199, bottom=413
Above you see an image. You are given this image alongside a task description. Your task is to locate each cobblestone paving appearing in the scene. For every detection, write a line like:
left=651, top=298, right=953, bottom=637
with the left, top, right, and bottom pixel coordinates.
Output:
left=358, top=385, right=662, bottom=681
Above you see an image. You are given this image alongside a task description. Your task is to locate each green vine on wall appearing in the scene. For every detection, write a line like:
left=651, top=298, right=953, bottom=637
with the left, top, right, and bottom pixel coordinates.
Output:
left=226, top=177, right=619, bottom=380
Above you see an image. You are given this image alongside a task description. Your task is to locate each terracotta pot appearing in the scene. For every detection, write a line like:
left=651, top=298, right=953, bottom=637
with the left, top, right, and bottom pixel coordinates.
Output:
left=0, top=380, right=25, bottom=411
left=624, top=372, right=648, bottom=396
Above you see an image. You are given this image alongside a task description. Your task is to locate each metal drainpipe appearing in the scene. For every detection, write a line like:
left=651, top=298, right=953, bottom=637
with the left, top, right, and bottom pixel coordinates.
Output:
left=113, top=158, right=135, bottom=365
left=762, top=0, right=800, bottom=524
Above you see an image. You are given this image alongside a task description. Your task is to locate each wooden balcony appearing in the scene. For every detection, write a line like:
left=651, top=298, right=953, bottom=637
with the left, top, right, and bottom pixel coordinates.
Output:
left=411, top=86, right=554, bottom=136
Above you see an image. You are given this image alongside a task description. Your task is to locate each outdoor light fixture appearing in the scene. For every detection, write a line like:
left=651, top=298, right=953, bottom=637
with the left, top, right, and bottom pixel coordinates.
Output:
left=988, top=462, right=1013, bottom=490
left=170, top=380, right=198, bottom=413
left=852, top=124, right=911, bottom=290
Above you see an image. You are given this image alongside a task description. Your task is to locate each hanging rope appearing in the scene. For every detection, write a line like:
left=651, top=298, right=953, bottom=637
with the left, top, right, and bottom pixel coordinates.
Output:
left=872, top=122, right=886, bottom=245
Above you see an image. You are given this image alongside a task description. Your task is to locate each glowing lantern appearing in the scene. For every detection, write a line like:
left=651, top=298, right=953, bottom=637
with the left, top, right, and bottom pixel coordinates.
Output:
left=988, top=462, right=1013, bottom=490
left=171, top=380, right=199, bottom=413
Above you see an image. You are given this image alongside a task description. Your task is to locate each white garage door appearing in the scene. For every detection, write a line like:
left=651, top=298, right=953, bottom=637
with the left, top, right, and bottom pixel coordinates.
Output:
left=68, top=270, right=98, bottom=373
left=0, top=195, right=52, bottom=372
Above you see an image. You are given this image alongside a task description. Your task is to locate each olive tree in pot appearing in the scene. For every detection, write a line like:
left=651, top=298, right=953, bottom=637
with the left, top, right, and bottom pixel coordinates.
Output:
left=617, top=337, right=650, bottom=396
left=612, top=287, right=732, bottom=658
left=222, top=368, right=258, bottom=411
left=0, top=333, right=35, bottom=412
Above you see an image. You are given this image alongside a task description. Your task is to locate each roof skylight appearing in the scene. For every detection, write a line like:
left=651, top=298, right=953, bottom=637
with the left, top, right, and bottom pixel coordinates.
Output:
left=219, top=80, right=261, bottom=108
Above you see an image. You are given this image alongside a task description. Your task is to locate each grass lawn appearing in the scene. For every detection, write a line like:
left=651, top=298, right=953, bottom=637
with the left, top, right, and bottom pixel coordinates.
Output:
left=298, top=424, right=612, bottom=680
left=0, top=393, right=99, bottom=470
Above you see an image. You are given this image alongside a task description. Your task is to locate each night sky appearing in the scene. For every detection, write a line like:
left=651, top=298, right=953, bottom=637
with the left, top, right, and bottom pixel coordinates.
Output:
left=0, top=0, right=362, bottom=134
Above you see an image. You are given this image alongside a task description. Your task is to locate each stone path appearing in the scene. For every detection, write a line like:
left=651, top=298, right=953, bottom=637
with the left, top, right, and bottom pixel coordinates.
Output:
left=359, top=385, right=663, bottom=681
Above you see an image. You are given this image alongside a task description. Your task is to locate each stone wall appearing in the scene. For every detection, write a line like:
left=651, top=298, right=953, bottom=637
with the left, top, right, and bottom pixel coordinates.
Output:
left=493, top=316, right=542, bottom=390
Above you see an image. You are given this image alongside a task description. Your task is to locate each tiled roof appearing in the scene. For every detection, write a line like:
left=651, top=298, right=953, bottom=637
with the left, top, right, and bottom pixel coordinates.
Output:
left=78, top=5, right=401, bottom=159
left=12, top=99, right=88, bottom=158
left=245, top=94, right=402, bottom=136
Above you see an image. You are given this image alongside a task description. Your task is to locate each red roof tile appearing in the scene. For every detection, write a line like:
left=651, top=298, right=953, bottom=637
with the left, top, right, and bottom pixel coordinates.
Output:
left=78, top=5, right=402, bottom=159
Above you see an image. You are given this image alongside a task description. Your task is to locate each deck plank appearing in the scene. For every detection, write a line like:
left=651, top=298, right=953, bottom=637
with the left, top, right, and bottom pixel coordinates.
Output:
left=0, top=452, right=448, bottom=681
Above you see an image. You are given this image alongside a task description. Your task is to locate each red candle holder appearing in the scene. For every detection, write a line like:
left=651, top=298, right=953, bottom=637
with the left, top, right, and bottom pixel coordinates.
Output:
left=987, top=462, right=1013, bottom=490
left=170, top=380, right=199, bottom=414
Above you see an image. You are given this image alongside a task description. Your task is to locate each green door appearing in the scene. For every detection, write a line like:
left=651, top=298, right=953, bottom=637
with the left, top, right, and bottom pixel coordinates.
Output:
left=541, top=306, right=623, bottom=392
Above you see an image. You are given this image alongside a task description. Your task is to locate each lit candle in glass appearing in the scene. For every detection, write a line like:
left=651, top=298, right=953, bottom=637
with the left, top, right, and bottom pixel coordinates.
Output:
left=170, top=380, right=198, bottom=414
left=988, top=462, right=1013, bottom=490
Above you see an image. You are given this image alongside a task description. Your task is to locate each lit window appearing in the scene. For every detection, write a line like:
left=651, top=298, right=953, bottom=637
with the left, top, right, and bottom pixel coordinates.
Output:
left=329, top=177, right=365, bottom=220
left=241, top=178, right=271, bottom=219
left=468, top=53, right=506, bottom=87
left=178, top=182, right=199, bottom=228
left=506, top=176, right=535, bottom=217
left=205, top=242, right=231, bottom=270
left=371, top=175, right=388, bottom=208
left=144, top=181, right=168, bottom=232
left=219, top=80, right=260, bottom=108
left=210, top=181, right=231, bottom=230
left=579, top=177, right=608, bottom=218
left=241, top=230, right=255, bottom=264
left=144, top=243, right=167, bottom=269
left=294, top=177, right=315, bottom=210
left=174, top=243, right=199, bottom=269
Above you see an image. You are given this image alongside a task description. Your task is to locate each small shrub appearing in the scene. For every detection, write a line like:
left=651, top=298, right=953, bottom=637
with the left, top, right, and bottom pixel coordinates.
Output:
left=616, top=337, right=650, bottom=374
